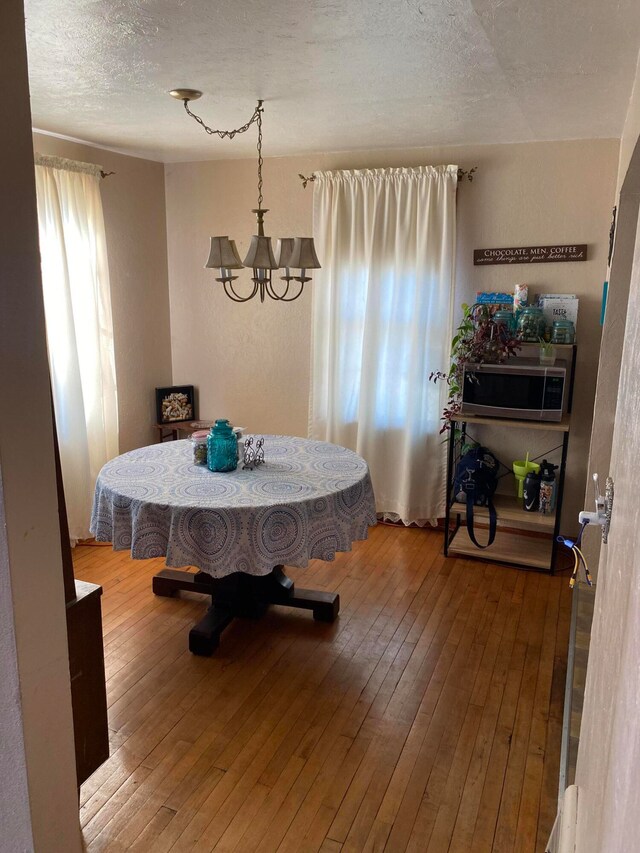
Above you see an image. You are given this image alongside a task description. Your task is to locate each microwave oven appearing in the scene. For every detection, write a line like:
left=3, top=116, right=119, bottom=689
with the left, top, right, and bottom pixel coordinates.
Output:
left=460, top=358, right=567, bottom=422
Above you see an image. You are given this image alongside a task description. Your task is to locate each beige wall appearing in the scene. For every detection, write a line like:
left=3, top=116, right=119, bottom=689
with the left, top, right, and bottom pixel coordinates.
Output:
left=165, top=139, right=618, bottom=526
left=0, top=1, right=82, bottom=849
left=33, top=133, right=172, bottom=452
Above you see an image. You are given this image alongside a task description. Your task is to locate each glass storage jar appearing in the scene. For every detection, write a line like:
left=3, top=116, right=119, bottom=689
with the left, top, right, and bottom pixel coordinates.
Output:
left=493, top=309, right=515, bottom=333
left=551, top=320, right=575, bottom=344
left=207, top=419, right=238, bottom=472
left=191, top=430, right=209, bottom=466
left=517, top=306, right=545, bottom=342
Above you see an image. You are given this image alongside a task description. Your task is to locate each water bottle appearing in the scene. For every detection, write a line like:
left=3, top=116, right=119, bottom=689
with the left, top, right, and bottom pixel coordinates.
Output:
left=523, top=471, right=541, bottom=512
left=539, top=460, right=558, bottom=514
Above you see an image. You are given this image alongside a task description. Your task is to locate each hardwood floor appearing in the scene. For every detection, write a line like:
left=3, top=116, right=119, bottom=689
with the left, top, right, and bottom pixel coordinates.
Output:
left=74, top=524, right=570, bottom=852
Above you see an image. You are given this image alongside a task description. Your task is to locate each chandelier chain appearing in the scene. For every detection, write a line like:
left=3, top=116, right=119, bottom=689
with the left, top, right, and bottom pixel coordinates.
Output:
left=182, top=98, right=263, bottom=141
left=257, top=107, right=263, bottom=209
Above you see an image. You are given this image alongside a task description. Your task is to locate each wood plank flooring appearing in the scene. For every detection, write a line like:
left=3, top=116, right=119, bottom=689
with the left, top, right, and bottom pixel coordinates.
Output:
left=74, top=523, right=570, bottom=852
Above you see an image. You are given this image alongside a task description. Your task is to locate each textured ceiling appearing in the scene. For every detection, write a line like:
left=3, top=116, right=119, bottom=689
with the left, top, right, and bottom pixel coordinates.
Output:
left=25, top=0, right=640, bottom=162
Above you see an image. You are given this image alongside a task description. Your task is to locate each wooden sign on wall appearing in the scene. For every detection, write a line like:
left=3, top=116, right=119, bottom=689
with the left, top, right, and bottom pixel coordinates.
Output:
left=473, top=244, right=588, bottom=266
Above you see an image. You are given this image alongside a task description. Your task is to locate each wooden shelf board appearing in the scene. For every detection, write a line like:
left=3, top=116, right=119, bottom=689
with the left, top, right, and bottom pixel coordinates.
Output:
left=517, top=343, right=576, bottom=355
left=448, top=526, right=553, bottom=570
left=451, top=494, right=556, bottom=532
left=454, top=413, right=570, bottom=432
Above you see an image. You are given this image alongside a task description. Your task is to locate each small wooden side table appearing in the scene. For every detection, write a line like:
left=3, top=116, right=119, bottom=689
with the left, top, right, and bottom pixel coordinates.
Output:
left=153, top=420, right=214, bottom=443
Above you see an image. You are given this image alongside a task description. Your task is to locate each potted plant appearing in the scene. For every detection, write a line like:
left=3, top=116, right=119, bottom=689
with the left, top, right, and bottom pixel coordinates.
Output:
left=539, top=338, right=556, bottom=366
left=430, top=303, right=521, bottom=431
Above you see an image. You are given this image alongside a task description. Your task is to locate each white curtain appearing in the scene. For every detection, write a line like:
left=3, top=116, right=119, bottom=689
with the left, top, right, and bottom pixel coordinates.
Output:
left=310, top=166, right=457, bottom=524
left=35, top=156, right=118, bottom=542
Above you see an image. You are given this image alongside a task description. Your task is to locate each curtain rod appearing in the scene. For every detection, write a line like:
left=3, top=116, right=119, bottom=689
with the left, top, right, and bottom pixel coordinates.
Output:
left=298, top=166, right=477, bottom=189
left=34, top=153, right=115, bottom=180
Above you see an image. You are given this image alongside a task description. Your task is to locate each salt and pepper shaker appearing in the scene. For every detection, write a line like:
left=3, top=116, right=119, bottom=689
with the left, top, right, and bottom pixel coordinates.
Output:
left=242, top=436, right=265, bottom=470
left=242, top=436, right=255, bottom=469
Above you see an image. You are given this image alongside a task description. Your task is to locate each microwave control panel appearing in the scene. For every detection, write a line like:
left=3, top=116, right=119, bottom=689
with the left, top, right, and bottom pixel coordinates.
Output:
left=542, top=376, right=564, bottom=410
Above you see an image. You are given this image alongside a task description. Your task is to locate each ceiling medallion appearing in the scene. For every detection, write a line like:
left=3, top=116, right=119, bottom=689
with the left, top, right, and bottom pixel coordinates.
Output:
left=169, top=89, right=320, bottom=303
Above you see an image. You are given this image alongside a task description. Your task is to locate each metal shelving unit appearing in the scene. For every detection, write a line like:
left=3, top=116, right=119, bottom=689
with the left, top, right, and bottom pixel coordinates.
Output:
left=443, top=347, right=576, bottom=574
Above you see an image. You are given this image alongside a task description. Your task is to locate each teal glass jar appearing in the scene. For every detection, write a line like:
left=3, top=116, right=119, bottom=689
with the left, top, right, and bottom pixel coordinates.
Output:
left=517, top=306, right=545, bottom=342
left=551, top=320, right=575, bottom=344
left=493, top=309, right=515, bottom=333
left=207, top=419, right=238, bottom=472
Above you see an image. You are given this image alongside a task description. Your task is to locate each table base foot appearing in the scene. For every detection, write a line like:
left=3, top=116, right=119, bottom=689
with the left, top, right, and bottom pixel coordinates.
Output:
left=292, top=589, right=340, bottom=623
left=152, top=566, right=339, bottom=655
left=152, top=569, right=214, bottom=597
left=189, top=605, right=234, bottom=656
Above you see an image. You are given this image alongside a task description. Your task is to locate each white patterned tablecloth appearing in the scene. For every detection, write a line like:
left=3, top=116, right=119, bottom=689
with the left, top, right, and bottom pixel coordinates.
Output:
left=90, top=436, right=377, bottom=578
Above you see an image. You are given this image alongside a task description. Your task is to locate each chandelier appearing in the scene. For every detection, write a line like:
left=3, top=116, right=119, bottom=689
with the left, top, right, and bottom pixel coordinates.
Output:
left=169, top=89, right=320, bottom=303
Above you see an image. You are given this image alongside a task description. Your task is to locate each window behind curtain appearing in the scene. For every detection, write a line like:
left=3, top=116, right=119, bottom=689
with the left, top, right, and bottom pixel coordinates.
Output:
left=35, top=156, right=118, bottom=542
left=310, top=166, right=457, bottom=524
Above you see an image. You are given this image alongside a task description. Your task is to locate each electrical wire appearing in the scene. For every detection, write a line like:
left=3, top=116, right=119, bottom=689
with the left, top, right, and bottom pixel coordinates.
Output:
left=558, top=521, right=592, bottom=587
left=569, top=547, right=579, bottom=589
left=573, top=545, right=593, bottom=586
left=574, top=520, right=588, bottom=548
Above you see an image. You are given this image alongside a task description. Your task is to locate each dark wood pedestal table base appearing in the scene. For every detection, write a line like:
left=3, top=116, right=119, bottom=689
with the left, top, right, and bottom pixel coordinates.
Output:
left=152, top=566, right=339, bottom=656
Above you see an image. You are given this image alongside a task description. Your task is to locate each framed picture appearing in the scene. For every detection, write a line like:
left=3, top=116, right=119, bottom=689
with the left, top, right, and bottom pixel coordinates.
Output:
left=155, top=385, right=196, bottom=424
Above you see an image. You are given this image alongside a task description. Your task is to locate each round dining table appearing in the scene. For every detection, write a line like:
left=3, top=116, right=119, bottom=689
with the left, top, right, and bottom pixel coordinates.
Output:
left=91, top=435, right=377, bottom=655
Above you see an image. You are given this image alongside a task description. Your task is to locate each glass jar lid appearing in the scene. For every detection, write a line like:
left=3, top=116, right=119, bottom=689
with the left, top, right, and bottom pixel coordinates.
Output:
left=211, top=419, right=234, bottom=435
left=552, top=319, right=574, bottom=327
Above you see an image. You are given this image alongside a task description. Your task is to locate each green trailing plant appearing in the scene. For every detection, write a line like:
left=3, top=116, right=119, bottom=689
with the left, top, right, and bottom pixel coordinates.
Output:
left=430, top=302, right=521, bottom=431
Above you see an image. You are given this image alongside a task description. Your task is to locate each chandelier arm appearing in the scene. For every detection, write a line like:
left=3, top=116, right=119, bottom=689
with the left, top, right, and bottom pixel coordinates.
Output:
left=223, top=279, right=259, bottom=302
left=183, top=99, right=263, bottom=141
left=263, top=278, right=286, bottom=301
left=277, top=283, right=305, bottom=302
left=266, top=279, right=305, bottom=302
left=279, top=279, right=291, bottom=299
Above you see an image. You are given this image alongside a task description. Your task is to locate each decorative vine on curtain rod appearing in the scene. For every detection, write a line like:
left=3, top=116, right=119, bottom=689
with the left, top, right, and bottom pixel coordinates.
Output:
left=34, top=153, right=115, bottom=179
left=298, top=166, right=477, bottom=189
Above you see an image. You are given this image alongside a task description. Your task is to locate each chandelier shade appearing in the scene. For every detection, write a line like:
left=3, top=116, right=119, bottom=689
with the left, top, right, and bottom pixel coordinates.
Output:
left=275, top=237, right=295, bottom=269
left=289, top=237, right=321, bottom=270
left=205, top=236, right=244, bottom=270
left=243, top=234, right=279, bottom=270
